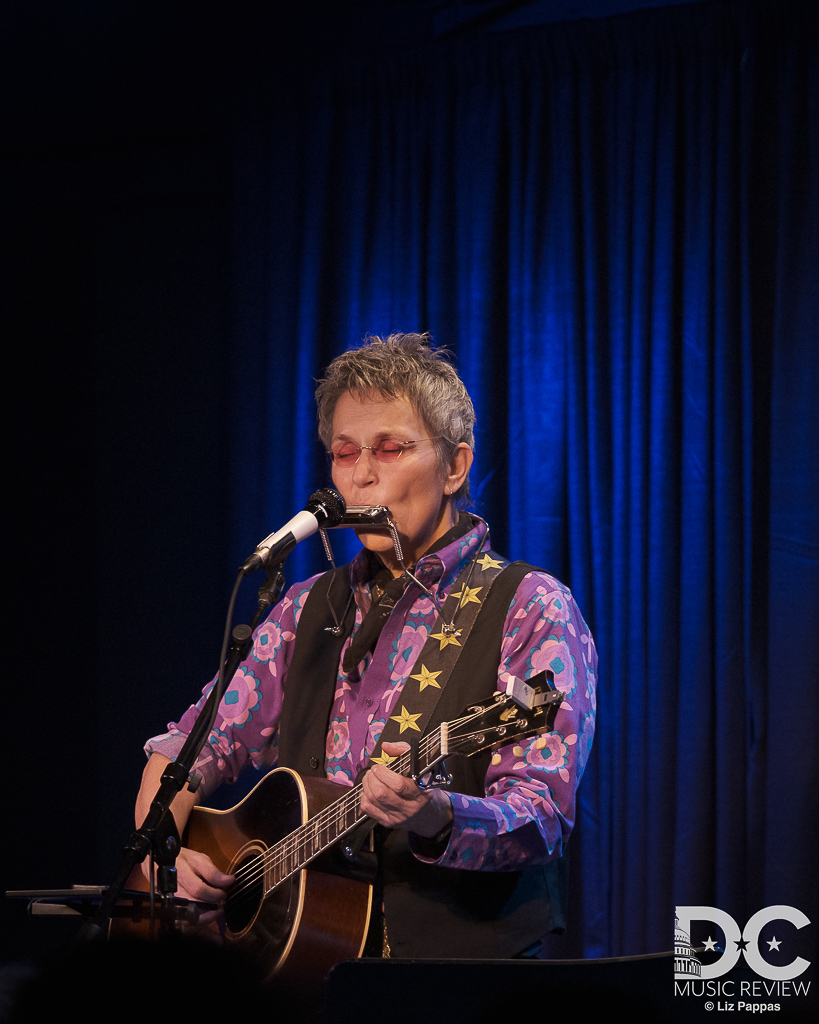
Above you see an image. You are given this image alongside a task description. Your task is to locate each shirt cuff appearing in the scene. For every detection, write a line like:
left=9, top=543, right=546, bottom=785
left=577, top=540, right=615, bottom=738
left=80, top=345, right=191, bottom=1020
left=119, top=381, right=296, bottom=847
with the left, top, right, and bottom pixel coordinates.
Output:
left=143, top=730, right=223, bottom=797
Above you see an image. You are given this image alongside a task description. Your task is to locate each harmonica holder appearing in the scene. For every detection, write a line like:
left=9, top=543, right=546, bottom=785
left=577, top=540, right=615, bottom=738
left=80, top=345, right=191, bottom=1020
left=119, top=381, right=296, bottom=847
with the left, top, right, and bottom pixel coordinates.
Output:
left=319, top=506, right=403, bottom=568
left=319, top=506, right=455, bottom=635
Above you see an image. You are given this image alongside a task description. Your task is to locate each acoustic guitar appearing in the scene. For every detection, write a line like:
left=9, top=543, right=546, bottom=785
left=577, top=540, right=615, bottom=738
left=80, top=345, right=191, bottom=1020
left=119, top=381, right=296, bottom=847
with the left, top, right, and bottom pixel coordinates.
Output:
left=125, top=673, right=560, bottom=990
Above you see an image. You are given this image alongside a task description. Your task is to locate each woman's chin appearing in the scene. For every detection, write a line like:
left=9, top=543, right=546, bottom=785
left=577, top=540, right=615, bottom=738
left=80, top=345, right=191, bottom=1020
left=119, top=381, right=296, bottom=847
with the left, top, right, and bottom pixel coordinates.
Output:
left=355, top=528, right=403, bottom=571
left=355, top=528, right=398, bottom=552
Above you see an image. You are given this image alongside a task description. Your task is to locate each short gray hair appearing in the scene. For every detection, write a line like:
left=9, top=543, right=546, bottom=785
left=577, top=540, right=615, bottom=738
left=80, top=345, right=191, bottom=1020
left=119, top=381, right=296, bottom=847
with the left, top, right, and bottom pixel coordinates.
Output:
left=316, top=333, right=475, bottom=504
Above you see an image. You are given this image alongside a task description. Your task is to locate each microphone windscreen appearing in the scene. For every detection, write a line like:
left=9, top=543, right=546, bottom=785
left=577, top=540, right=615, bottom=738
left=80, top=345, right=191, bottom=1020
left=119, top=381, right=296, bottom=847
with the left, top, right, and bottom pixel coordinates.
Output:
left=307, top=488, right=346, bottom=527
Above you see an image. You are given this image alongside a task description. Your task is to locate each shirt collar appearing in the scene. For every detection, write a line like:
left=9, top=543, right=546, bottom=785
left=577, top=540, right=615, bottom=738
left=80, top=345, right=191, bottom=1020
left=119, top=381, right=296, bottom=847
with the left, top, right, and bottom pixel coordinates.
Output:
left=348, top=513, right=490, bottom=591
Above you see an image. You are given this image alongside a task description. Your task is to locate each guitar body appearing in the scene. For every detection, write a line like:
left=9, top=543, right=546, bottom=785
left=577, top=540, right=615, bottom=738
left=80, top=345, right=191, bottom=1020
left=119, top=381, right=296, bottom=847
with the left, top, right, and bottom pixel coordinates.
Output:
left=125, top=768, right=373, bottom=988
left=120, top=679, right=559, bottom=990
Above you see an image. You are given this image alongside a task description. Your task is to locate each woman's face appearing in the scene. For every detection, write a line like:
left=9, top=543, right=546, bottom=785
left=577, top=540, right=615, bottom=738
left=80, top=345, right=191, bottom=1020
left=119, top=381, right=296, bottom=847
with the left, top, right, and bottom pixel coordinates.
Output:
left=330, top=391, right=464, bottom=573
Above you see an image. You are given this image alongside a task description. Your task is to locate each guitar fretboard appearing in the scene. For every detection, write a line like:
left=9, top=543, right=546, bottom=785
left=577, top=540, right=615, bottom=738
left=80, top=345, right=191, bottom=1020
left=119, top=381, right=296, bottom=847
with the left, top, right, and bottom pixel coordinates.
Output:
left=223, top=689, right=550, bottom=906
left=261, top=731, right=445, bottom=893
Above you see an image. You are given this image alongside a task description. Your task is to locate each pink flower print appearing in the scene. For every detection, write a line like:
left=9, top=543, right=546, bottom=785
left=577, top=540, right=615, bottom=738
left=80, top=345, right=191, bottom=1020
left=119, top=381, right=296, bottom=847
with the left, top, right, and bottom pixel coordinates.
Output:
left=528, top=636, right=577, bottom=696
left=513, top=732, right=576, bottom=783
left=249, top=738, right=278, bottom=770
left=389, top=624, right=428, bottom=679
left=365, top=718, right=386, bottom=756
left=501, top=626, right=522, bottom=658
left=500, top=789, right=535, bottom=825
left=502, top=782, right=555, bottom=820
left=457, top=532, right=481, bottom=560
left=327, top=768, right=354, bottom=787
left=382, top=681, right=405, bottom=716
left=292, top=586, right=312, bottom=625
left=151, top=727, right=182, bottom=746
left=252, top=621, right=294, bottom=673
left=334, top=679, right=353, bottom=701
left=411, top=594, right=435, bottom=617
left=455, top=832, right=493, bottom=867
left=535, top=586, right=572, bottom=624
left=326, top=718, right=351, bottom=761
left=208, top=730, right=239, bottom=772
left=218, top=668, right=261, bottom=729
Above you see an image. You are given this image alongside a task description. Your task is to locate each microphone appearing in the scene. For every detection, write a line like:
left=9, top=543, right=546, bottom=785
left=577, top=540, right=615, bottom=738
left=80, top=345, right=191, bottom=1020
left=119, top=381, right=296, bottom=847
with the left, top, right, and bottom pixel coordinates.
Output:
left=239, top=488, right=346, bottom=575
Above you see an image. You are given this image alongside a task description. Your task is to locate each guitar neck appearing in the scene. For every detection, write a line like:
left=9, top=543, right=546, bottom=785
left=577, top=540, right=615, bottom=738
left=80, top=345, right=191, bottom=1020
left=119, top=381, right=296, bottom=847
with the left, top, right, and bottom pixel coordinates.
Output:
left=257, top=681, right=555, bottom=896
left=261, top=727, right=448, bottom=894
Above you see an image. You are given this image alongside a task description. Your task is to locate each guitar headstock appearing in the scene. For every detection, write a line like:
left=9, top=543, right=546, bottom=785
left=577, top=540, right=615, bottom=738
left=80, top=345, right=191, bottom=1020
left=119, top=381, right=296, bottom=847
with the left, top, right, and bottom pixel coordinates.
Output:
left=444, top=670, right=562, bottom=760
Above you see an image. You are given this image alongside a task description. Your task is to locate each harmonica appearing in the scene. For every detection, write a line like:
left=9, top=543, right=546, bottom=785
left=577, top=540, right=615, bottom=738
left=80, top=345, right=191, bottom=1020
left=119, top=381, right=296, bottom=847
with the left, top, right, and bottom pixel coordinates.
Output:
left=325, top=505, right=395, bottom=528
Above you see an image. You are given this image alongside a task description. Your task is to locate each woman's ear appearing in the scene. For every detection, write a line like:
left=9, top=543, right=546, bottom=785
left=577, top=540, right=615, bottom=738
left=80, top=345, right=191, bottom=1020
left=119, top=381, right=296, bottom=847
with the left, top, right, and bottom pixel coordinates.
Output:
left=446, top=443, right=473, bottom=496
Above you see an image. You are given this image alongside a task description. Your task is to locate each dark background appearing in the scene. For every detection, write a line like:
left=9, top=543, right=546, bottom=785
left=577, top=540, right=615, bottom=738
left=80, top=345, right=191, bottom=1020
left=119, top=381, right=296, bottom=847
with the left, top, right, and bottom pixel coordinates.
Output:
left=3, top=0, right=817, bottom=998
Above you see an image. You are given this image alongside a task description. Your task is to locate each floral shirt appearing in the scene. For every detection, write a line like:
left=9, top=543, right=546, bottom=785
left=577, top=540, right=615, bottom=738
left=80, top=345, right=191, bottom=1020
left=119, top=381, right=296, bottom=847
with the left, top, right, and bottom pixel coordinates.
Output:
left=145, top=519, right=597, bottom=872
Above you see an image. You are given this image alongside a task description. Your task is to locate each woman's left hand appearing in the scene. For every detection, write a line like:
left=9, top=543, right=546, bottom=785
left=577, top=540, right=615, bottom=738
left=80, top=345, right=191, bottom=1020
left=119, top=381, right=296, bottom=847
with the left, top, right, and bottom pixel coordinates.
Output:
left=360, top=742, right=454, bottom=837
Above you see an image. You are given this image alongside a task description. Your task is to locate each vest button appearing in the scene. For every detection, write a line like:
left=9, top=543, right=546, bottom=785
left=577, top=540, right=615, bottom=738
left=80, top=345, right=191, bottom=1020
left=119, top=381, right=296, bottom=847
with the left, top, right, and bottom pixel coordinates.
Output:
left=309, top=756, right=319, bottom=769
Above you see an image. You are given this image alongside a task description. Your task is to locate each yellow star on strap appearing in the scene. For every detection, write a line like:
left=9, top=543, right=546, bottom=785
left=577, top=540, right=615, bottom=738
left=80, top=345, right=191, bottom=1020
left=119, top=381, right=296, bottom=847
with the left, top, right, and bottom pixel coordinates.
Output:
left=451, top=584, right=483, bottom=608
left=371, top=750, right=398, bottom=766
left=477, top=553, right=504, bottom=571
left=410, top=664, right=442, bottom=690
left=430, top=628, right=462, bottom=650
left=390, top=705, right=423, bottom=733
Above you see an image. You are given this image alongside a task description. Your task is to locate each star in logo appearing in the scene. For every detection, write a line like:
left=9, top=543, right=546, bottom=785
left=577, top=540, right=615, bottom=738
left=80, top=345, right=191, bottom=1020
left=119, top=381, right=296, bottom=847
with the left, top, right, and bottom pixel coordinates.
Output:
left=734, top=938, right=749, bottom=952
left=767, top=937, right=781, bottom=951
left=477, top=553, right=504, bottom=571
left=702, top=936, right=718, bottom=952
left=430, top=628, right=462, bottom=650
left=410, top=664, right=442, bottom=691
left=390, top=705, right=423, bottom=733
left=371, top=750, right=398, bottom=766
left=451, top=585, right=483, bottom=608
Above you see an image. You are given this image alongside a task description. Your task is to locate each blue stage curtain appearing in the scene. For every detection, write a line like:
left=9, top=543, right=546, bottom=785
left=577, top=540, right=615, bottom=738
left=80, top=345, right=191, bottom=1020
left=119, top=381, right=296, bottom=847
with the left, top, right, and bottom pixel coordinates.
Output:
left=230, top=0, right=818, bottom=957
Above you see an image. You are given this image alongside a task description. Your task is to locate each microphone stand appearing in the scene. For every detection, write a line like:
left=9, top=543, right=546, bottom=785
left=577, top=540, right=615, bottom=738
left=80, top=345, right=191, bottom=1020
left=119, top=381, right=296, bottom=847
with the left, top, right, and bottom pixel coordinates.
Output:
left=78, top=558, right=287, bottom=942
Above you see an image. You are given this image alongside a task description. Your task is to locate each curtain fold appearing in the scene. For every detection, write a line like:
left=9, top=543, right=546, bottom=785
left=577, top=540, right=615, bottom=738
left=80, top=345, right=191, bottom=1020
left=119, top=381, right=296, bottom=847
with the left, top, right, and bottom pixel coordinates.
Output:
left=230, top=0, right=818, bottom=957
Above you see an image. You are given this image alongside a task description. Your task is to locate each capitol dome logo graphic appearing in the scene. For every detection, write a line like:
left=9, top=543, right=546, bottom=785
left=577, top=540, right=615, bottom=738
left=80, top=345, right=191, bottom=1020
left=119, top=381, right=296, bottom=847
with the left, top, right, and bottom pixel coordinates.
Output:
left=674, top=914, right=702, bottom=980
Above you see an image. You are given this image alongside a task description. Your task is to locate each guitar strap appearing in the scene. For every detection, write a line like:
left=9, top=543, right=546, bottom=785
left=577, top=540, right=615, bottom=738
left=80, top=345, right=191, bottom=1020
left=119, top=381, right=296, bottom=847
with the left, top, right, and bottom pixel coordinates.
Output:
left=363, top=549, right=510, bottom=772
left=278, top=546, right=536, bottom=784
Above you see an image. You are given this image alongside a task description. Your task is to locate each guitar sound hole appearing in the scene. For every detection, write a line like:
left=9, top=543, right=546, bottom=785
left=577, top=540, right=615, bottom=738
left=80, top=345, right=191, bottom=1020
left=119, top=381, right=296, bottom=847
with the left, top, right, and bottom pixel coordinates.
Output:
left=224, top=852, right=263, bottom=934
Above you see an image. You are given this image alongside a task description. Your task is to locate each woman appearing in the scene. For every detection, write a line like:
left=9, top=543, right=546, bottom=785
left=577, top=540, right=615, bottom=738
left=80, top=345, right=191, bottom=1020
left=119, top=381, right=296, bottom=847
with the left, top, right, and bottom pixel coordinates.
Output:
left=136, top=333, right=597, bottom=959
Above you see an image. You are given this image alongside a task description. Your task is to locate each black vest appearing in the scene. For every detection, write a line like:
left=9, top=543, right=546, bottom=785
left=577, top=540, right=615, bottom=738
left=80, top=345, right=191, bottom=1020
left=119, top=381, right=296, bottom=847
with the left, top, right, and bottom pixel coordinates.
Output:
left=277, top=562, right=568, bottom=958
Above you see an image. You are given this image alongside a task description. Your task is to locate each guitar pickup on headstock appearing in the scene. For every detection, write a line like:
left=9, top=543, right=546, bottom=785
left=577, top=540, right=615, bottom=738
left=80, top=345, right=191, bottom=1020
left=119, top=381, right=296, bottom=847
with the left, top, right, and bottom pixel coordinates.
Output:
left=505, top=669, right=560, bottom=710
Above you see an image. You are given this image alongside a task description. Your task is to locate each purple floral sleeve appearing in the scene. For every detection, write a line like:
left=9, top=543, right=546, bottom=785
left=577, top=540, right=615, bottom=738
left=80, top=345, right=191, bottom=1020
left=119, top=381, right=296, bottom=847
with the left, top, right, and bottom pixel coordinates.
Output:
left=413, top=572, right=597, bottom=871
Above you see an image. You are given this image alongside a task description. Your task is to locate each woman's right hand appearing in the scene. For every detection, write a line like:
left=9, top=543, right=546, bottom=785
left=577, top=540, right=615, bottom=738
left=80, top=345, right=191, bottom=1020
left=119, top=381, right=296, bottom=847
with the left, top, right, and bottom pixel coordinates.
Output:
left=140, top=846, right=235, bottom=905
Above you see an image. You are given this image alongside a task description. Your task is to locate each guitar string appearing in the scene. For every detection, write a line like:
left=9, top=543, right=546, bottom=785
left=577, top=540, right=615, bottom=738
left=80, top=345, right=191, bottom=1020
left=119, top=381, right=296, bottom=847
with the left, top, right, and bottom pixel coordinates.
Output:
left=223, top=706, right=487, bottom=904
left=225, top=728, right=445, bottom=903
left=225, top=758, right=406, bottom=911
left=223, top=702, right=526, bottom=908
left=249, top=711, right=482, bottom=884
left=224, top=700, right=548, bottom=911
left=232, top=679, right=551, bottom=895
left=227, top=705, right=524, bottom=903
left=224, top=741, right=476, bottom=917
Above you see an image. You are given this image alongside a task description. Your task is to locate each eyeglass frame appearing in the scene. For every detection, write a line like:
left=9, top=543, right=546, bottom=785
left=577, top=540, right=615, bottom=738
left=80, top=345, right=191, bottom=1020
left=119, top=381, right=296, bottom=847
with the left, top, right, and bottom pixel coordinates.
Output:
left=326, top=436, right=444, bottom=466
